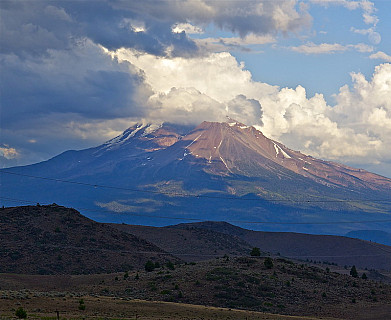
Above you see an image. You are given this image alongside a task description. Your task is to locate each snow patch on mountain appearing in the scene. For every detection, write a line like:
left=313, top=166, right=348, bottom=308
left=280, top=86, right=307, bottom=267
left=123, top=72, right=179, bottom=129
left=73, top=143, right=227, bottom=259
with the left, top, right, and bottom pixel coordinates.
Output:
left=142, top=123, right=162, bottom=136
left=102, top=124, right=146, bottom=150
left=273, top=142, right=292, bottom=159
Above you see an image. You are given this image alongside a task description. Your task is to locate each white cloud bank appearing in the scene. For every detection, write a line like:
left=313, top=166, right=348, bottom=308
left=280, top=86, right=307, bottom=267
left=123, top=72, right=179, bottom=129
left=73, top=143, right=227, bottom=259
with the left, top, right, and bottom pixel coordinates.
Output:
left=111, top=48, right=391, bottom=175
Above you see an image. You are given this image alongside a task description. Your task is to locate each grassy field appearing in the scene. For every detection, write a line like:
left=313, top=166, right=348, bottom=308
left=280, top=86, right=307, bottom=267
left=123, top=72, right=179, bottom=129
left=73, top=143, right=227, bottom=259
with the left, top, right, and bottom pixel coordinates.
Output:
left=1, top=256, right=391, bottom=320
left=0, top=295, right=336, bottom=320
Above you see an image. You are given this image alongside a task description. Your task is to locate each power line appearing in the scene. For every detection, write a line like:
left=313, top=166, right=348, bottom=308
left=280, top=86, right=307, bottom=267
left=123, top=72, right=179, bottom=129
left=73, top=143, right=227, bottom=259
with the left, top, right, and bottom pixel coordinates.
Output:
left=1, top=197, right=391, bottom=259
left=2, top=196, right=391, bottom=225
left=1, top=170, right=391, bottom=204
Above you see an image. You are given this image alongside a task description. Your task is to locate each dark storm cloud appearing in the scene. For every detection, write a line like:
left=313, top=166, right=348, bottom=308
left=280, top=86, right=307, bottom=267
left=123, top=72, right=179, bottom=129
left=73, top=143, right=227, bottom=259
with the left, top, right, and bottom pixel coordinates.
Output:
left=0, top=1, right=72, bottom=56
left=0, top=0, right=199, bottom=58
left=0, top=0, right=311, bottom=168
left=211, top=1, right=311, bottom=37
left=0, top=40, right=150, bottom=126
left=1, top=1, right=310, bottom=58
left=113, top=0, right=311, bottom=37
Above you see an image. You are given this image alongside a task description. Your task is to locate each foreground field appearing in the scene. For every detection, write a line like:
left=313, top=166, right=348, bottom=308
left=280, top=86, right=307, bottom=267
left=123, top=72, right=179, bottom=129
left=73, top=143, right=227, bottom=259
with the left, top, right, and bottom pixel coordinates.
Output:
left=0, top=295, right=334, bottom=320
left=1, top=256, right=391, bottom=320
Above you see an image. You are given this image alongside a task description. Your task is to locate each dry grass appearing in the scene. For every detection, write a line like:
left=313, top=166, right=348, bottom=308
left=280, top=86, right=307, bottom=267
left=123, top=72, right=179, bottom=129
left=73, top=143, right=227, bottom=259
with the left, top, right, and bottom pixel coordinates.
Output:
left=1, top=256, right=391, bottom=320
left=0, top=295, right=335, bottom=320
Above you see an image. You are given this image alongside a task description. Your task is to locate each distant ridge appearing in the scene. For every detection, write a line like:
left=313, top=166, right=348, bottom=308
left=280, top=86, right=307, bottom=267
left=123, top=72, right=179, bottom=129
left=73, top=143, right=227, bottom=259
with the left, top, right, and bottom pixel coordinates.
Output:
left=346, top=230, right=391, bottom=246
left=171, top=221, right=391, bottom=271
left=112, top=220, right=391, bottom=271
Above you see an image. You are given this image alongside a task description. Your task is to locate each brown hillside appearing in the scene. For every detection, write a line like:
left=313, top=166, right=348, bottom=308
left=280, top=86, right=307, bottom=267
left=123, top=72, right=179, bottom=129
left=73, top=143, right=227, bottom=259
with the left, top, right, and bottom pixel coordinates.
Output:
left=111, top=223, right=253, bottom=261
left=174, top=221, right=391, bottom=271
left=1, top=257, right=391, bottom=319
left=0, top=205, right=178, bottom=274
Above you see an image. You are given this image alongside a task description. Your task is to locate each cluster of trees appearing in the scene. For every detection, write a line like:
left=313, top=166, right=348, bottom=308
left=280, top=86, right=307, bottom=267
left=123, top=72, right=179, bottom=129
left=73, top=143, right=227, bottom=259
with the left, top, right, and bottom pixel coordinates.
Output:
left=251, top=247, right=368, bottom=279
left=350, top=265, right=367, bottom=279
left=250, top=247, right=274, bottom=269
left=145, top=260, right=175, bottom=272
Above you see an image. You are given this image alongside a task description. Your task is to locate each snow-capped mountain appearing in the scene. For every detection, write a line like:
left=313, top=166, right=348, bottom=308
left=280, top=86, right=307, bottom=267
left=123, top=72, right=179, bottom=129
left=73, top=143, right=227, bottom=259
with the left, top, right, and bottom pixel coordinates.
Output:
left=1, top=119, right=390, bottom=235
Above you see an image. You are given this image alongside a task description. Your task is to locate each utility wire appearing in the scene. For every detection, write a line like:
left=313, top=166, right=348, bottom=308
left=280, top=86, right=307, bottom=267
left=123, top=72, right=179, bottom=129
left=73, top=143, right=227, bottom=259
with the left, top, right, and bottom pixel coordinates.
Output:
left=2, top=196, right=391, bottom=225
left=1, top=170, right=391, bottom=203
left=1, top=197, right=391, bottom=259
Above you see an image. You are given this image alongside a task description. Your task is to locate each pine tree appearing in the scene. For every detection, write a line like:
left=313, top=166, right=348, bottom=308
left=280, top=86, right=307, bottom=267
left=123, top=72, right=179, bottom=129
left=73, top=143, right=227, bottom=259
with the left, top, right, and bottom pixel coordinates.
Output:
left=350, top=265, right=358, bottom=278
left=250, top=247, right=261, bottom=256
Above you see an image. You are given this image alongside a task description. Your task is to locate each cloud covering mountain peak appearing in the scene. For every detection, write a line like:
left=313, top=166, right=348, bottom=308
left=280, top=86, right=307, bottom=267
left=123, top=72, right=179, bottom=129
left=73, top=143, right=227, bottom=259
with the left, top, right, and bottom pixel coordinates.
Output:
left=1, top=0, right=390, bottom=178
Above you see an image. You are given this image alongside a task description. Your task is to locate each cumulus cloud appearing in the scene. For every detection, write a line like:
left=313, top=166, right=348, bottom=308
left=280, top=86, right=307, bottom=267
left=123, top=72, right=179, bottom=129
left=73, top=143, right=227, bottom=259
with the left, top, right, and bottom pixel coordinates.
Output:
left=334, top=64, right=391, bottom=130
left=311, top=0, right=378, bottom=26
left=0, top=145, right=19, bottom=159
left=148, top=87, right=226, bottom=125
left=260, top=64, right=391, bottom=167
left=291, top=42, right=347, bottom=54
left=172, top=23, right=204, bottom=34
left=1, top=0, right=312, bottom=168
left=370, top=51, right=391, bottom=62
left=290, top=42, right=373, bottom=54
left=114, top=49, right=277, bottom=103
left=111, top=48, right=391, bottom=175
left=1, top=0, right=390, bottom=178
left=227, top=95, right=263, bottom=126
left=195, top=34, right=276, bottom=53
left=313, top=1, right=380, bottom=45
left=0, top=145, right=19, bottom=168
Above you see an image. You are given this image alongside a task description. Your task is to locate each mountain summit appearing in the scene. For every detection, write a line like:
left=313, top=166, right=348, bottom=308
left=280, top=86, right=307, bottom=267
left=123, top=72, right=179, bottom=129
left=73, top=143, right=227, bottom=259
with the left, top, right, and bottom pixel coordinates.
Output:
left=1, top=119, right=390, bottom=235
left=153, top=119, right=391, bottom=191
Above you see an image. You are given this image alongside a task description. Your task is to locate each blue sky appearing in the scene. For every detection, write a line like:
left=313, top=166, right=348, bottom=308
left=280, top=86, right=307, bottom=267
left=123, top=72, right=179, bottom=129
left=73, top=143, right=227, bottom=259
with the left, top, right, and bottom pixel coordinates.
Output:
left=231, top=0, right=390, bottom=103
left=0, top=0, right=390, bottom=177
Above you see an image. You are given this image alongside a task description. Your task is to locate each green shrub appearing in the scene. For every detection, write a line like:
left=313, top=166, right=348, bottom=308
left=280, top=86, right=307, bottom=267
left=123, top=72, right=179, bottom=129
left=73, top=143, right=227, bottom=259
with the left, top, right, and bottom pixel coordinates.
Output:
left=250, top=247, right=261, bottom=256
left=350, top=265, right=358, bottom=278
left=160, top=289, right=171, bottom=295
left=264, top=257, right=274, bottom=269
left=145, top=260, right=155, bottom=272
left=78, top=298, right=86, bottom=311
left=15, top=307, right=27, bottom=319
left=166, top=261, right=175, bottom=270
